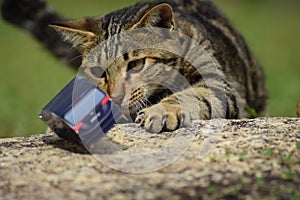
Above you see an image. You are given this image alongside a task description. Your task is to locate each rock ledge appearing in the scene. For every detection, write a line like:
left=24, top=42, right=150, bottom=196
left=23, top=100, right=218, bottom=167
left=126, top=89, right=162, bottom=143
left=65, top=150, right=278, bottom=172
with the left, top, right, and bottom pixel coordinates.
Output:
left=0, top=118, right=299, bottom=199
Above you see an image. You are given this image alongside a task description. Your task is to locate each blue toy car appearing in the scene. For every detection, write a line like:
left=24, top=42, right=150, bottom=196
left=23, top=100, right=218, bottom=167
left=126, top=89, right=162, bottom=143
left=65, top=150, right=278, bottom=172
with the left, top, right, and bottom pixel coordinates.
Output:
left=39, top=76, right=126, bottom=149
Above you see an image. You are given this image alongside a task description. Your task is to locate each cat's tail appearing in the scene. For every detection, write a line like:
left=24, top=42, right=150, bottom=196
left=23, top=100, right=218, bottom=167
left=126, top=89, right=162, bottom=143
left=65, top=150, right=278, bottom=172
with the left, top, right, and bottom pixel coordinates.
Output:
left=1, top=0, right=81, bottom=69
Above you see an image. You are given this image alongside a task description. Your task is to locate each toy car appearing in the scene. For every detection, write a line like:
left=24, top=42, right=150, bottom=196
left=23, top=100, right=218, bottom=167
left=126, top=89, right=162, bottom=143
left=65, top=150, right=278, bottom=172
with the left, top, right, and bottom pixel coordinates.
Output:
left=39, top=76, right=127, bottom=149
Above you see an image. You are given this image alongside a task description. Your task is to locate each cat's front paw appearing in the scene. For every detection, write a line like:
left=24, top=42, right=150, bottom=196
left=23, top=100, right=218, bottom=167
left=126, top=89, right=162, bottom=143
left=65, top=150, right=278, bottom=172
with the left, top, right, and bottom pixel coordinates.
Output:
left=135, top=103, right=192, bottom=133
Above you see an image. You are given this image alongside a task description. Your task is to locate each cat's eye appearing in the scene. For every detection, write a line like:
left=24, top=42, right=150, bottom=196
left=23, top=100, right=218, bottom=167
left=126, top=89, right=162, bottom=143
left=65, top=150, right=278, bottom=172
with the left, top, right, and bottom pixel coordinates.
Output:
left=90, top=66, right=107, bottom=79
left=127, top=58, right=145, bottom=73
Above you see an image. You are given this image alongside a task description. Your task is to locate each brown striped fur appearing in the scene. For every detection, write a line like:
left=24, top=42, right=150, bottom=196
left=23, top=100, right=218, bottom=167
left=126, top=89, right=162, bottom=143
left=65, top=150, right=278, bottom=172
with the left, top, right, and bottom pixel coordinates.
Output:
left=1, top=0, right=267, bottom=133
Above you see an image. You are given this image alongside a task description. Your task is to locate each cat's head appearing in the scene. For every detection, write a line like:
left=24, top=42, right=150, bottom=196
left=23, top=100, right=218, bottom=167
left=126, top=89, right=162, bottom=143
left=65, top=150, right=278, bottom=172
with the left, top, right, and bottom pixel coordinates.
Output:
left=51, top=2, right=185, bottom=116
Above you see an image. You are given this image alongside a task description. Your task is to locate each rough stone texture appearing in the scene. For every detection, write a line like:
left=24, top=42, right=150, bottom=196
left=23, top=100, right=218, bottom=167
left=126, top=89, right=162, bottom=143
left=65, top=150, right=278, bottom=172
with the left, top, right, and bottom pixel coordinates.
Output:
left=0, top=118, right=299, bottom=199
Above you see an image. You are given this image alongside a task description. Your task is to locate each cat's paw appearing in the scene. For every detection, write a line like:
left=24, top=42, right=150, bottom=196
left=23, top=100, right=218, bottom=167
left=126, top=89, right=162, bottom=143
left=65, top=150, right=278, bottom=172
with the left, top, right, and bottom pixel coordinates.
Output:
left=135, top=103, right=192, bottom=133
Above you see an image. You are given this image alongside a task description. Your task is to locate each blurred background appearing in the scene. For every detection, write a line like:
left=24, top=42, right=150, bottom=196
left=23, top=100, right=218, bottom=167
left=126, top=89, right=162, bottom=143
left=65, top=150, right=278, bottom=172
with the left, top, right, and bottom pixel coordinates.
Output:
left=0, top=0, right=299, bottom=138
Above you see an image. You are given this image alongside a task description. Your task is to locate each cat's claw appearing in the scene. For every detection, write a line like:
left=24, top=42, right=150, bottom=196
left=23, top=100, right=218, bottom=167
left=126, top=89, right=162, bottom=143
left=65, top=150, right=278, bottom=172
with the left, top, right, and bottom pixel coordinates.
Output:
left=135, top=112, right=145, bottom=126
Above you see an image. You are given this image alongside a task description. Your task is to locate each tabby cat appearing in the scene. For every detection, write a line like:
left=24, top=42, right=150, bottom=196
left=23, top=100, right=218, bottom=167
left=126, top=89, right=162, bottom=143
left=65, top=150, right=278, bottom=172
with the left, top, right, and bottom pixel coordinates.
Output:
left=1, top=0, right=267, bottom=133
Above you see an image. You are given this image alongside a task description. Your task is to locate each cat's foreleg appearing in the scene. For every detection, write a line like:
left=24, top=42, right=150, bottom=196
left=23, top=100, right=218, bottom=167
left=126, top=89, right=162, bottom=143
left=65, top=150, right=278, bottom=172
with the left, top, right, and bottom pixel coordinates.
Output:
left=135, top=86, right=239, bottom=133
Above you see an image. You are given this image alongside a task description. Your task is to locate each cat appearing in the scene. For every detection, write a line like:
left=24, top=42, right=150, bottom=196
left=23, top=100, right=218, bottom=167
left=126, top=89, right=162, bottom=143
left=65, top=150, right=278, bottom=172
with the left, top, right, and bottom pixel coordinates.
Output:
left=1, top=0, right=267, bottom=133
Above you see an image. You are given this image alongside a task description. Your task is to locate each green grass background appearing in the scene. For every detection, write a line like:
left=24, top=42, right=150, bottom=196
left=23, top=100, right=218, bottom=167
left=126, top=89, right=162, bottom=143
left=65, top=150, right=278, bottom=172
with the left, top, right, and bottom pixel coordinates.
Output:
left=0, top=0, right=299, bottom=138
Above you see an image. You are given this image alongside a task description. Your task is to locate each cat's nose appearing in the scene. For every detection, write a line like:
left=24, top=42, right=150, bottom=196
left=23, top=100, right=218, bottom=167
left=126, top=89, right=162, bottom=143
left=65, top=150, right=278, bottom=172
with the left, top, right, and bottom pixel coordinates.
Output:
left=111, top=94, right=125, bottom=105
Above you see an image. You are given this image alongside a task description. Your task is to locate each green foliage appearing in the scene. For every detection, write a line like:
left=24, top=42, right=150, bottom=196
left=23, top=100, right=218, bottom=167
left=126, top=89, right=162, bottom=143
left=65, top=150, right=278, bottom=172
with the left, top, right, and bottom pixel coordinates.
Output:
left=225, top=148, right=231, bottom=156
left=246, top=107, right=258, bottom=118
left=265, top=148, right=274, bottom=157
left=291, top=195, right=300, bottom=200
left=255, top=177, right=264, bottom=185
left=207, top=185, right=217, bottom=193
left=0, top=0, right=300, bottom=137
left=270, top=196, right=278, bottom=200
left=238, top=152, right=245, bottom=160
left=214, top=0, right=300, bottom=117
left=283, top=170, right=294, bottom=180
left=296, top=142, right=300, bottom=149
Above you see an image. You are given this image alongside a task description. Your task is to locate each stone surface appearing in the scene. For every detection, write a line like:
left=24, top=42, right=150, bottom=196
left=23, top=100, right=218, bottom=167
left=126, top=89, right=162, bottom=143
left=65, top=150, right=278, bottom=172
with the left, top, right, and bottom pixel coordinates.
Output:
left=0, top=118, right=299, bottom=199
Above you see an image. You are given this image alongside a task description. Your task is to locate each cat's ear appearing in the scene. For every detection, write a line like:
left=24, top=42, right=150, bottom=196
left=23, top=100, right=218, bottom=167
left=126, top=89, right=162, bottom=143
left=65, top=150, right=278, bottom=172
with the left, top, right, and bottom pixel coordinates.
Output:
left=133, top=3, right=175, bottom=29
left=50, top=17, right=102, bottom=54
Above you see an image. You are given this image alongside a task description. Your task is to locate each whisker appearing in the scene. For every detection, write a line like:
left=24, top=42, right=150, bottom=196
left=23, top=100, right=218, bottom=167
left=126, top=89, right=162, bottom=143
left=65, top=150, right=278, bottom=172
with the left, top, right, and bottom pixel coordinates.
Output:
left=143, top=97, right=152, bottom=108
left=134, top=102, right=140, bottom=113
left=67, top=54, right=83, bottom=65
left=136, top=101, right=143, bottom=112
left=142, top=97, right=149, bottom=107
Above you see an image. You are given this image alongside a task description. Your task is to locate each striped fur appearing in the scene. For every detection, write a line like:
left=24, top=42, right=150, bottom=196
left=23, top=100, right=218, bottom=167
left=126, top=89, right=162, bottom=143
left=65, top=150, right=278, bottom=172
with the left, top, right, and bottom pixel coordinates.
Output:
left=1, top=0, right=268, bottom=133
